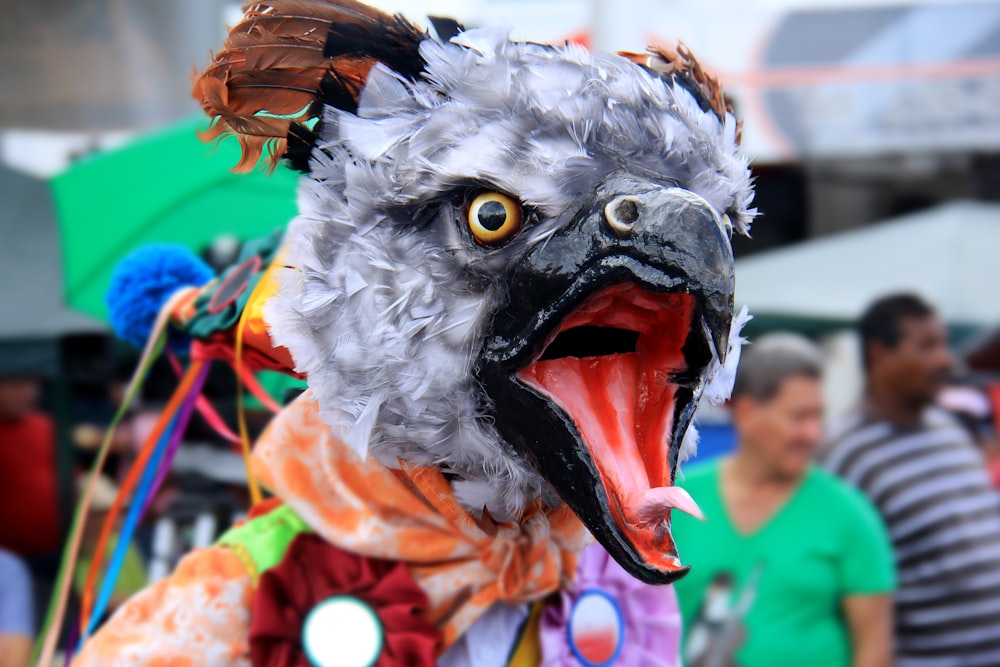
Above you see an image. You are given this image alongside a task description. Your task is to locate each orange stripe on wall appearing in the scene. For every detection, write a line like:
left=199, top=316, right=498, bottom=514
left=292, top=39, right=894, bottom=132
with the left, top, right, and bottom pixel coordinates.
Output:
left=725, top=57, right=1000, bottom=89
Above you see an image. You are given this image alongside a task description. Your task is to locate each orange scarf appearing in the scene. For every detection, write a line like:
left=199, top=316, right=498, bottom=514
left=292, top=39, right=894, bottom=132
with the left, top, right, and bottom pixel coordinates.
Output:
left=251, top=392, right=591, bottom=650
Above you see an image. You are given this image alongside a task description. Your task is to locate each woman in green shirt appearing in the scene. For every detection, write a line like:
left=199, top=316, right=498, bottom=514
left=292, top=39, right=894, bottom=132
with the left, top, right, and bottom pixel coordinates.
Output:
left=672, top=334, right=895, bottom=667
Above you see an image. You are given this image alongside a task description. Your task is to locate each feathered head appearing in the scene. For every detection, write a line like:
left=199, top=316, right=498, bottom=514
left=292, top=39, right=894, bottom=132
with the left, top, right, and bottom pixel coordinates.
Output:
left=195, top=0, right=754, bottom=584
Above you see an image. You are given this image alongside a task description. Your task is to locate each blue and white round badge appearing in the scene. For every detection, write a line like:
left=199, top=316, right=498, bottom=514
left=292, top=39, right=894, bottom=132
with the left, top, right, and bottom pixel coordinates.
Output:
left=567, top=589, right=626, bottom=667
left=302, top=596, right=384, bottom=667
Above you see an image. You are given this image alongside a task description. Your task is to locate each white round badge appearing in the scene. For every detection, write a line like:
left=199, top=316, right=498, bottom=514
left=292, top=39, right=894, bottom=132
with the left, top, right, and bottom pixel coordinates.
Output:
left=568, top=590, right=625, bottom=667
left=302, top=596, right=384, bottom=667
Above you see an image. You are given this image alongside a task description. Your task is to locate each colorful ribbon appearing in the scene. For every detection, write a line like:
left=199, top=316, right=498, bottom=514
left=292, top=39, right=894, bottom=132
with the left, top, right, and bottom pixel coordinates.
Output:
left=33, top=287, right=197, bottom=667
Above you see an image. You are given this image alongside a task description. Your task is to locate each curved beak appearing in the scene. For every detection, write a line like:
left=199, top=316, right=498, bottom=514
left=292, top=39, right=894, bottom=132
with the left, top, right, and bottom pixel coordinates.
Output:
left=478, top=173, right=734, bottom=583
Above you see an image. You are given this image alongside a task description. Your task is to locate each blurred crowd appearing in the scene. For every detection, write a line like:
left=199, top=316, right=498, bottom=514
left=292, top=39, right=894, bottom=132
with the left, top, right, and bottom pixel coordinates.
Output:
left=676, top=293, right=1000, bottom=667
left=3, top=292, right=1000, bottom=667
left=0, top=357, right=262, bottom=667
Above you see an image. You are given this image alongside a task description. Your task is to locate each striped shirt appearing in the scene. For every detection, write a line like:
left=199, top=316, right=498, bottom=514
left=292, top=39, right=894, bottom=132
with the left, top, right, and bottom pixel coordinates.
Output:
left=818, top=408, right=1000, bottom=667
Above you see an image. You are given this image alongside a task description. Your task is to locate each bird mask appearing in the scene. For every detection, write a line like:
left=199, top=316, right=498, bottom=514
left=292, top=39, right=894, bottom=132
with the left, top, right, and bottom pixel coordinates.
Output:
left=194, top=0, right=755, bottom=585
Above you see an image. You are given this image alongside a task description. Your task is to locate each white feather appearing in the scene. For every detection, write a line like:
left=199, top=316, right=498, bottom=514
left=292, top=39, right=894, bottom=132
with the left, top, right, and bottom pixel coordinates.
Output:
left=702, top=305, right=753, bottom=405
left=677, top=423, right=700, bottom=467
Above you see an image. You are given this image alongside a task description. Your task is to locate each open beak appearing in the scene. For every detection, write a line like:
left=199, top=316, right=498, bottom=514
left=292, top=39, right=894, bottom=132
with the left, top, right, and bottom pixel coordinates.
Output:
left=478, top=174, right=734, bottom=584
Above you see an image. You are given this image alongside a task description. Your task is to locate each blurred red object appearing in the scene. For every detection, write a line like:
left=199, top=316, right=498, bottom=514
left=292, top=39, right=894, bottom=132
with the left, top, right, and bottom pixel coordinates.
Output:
left=0, top=410, right=61, bottom=555
left=989, top=385, right=1000, bottom=488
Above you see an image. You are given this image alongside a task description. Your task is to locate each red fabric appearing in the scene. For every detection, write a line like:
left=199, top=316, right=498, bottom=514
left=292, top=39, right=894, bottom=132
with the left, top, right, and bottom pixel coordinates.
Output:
left=249, top=533, right=441, bottom=667
left=989, top=384, right=1000, bottom=437
left=191, top=336, right=302, bottom=378
left=989, top=384, right=1000, bottom=489
left=0, top=411, right=61, bottom=555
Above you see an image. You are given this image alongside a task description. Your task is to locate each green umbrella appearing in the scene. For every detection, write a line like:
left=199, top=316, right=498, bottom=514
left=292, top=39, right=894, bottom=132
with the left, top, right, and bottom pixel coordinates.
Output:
left=51, top=115, right=300, bottom=320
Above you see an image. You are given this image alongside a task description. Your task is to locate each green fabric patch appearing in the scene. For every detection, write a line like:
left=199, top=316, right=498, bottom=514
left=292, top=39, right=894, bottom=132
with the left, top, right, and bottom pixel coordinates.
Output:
left=216, top=504, right=313, bottom=579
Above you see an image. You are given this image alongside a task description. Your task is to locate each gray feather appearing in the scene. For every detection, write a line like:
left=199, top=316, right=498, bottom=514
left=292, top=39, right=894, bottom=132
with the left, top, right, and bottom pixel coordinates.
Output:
left=266, top=30, right=755, bottom=517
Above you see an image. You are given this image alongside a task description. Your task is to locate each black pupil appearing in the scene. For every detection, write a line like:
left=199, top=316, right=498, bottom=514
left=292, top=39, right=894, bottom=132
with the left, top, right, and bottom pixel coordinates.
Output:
left=477, top=200, right=508, bottom=231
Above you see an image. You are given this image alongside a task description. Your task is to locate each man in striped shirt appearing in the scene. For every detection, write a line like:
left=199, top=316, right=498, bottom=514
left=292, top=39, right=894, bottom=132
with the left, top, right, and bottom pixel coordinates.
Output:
left=818, top=294, right=1000, bottom=666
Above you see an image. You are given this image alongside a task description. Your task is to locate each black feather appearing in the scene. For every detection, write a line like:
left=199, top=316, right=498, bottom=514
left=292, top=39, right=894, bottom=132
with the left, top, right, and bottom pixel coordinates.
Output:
left=670, top=71, right=718, bottom=119
left=285, top=121, right=318, bottom=173
left=322, top=16, right=425, bottom=80
left=428, top=16, right=464, bottom=42
left=316, top=70, right=362, bottom=114
left=286, top=68, right=362, bottom=169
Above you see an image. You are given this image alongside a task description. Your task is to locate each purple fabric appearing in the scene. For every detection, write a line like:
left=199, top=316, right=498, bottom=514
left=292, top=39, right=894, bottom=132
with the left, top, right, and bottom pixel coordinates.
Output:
left=139, top=363, right=208, bottom=516
left=65, top=618, right=79, bottom=667
left=540, top=542, right=682, bottom=667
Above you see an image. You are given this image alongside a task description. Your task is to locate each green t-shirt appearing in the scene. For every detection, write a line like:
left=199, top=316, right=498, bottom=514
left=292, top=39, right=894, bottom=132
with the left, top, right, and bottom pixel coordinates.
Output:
left=672, top=461, right=895, bottom=667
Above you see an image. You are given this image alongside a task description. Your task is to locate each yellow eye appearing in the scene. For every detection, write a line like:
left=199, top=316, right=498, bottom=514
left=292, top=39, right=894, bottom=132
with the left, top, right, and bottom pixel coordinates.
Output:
left=467, top=192, right=524, bottom=246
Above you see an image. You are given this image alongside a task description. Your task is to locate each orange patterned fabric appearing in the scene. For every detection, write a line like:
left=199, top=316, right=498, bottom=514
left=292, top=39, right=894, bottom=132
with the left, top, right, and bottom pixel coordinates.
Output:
left=252, top=392, right=591, bottom=651
left=75, top=392, right=589, bottom=663
left=74, top=547, right=254, bottom=666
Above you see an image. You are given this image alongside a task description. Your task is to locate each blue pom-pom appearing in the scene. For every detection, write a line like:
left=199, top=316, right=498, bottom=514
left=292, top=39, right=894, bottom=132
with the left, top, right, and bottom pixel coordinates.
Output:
left=106, top=244, right=214, bottom=349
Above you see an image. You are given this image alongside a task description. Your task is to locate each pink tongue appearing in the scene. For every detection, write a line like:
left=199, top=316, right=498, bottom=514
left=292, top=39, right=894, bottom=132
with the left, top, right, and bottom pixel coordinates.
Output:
left=626, top=486, right=704, bottom=524
left=519, top=353, right=655, bottom=498
left=519, top=352, right=697, bottom=524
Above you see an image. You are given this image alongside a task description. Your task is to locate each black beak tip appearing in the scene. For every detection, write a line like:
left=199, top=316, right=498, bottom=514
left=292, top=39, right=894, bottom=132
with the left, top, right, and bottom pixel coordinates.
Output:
left=622, top=560, right=691, bottom=585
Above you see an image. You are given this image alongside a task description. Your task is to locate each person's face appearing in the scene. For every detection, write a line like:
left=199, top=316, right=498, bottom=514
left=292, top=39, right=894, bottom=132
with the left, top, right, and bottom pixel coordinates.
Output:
left=734, top=375, right=824, bottom=479
left=0, top=378, right=40, bottom=421
left=872, top=316, right=952, bottom=408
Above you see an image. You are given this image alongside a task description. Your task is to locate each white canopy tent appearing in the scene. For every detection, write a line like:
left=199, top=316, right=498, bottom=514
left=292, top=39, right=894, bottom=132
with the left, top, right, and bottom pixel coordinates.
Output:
left=0, top=164, right=103, bottom=377
left=735, top=200, right=1000, bottom=418
left=735, top=201, right=1000, bottom=333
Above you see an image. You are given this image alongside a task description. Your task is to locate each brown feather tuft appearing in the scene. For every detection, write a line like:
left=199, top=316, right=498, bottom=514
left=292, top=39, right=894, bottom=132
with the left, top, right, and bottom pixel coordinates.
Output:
left=620, top=43, right=734, bottom=132
left=192, top=0, right=425, bottom=172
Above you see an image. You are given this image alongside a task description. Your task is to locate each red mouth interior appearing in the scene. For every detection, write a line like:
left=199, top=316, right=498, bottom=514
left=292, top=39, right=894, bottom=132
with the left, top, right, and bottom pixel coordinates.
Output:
left=517, top=283, right=696, bottom=571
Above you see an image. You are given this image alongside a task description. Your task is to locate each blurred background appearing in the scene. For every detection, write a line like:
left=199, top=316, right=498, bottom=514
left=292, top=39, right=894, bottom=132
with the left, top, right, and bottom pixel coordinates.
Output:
left=3, top=0, right=1000, bottom=655
left=6, top=0, right=1000, bottom=405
